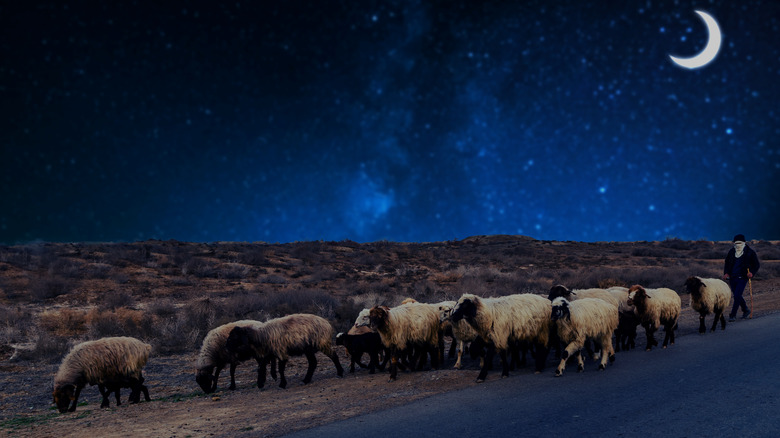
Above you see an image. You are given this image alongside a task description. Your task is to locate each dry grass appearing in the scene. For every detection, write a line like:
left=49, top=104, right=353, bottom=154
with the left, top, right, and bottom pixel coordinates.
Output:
left=0, top=237, right=778, bottom=363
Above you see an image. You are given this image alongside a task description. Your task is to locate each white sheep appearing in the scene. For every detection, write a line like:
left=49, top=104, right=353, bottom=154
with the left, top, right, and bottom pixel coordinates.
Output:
left=359, top=303, right=441, bottom=382
left=53, top=336, right=151, bottom=413
left=550, top=297, right=619, bottom=376
left=684, top=276, right=731, bottom=333
left=450, top=293, right=551, bottom=382
left=196, top=320, right=276, bottom=394
left=436, top=301, right=481, bottom=369
left=627, top=285, right=681, bottom=350
left=547, top=285, right=621, bottom=308
left=225, top=313, right=343, bottom=389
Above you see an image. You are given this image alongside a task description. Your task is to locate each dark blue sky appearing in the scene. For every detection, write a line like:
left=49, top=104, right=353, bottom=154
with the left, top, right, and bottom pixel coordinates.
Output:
left=1, top=1, right=778, bottom=244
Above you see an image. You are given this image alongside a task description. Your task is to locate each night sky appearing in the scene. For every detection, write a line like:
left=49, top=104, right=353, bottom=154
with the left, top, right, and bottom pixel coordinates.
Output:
left=2, top=1, right=779, bottom=244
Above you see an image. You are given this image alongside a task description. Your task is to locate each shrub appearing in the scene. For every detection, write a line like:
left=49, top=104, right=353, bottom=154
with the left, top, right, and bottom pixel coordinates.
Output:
left=12, top=332, right=70, bottom=363
left=219, top=263, right=251, bottom=280
left=99, top=290, right=136, bottom=310
left=182, top=258, right=219, bottom=278
left=38, top=309, right=87, bottom=336
left=28, top=276, right=75, bottom=301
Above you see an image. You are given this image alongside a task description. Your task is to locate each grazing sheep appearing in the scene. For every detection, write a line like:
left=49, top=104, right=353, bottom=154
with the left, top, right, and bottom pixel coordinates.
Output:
left=336, top=310, right=389, bottom=374
left=196, top=320, right=277, bottom=394
left=53, top=337, right=151, bottom=413
left=359, top=303, right=441, bottom=382
left=685, top=276, right=731, bottom=333
left=550, top=297, right=619, bottom=376
left=627, top=285, right=681, bottom=351
left=226, top=313, right=344, bottom=389
left=450, top=293, right=551, bottom=382
left=437, top=301, right=482, bottom=369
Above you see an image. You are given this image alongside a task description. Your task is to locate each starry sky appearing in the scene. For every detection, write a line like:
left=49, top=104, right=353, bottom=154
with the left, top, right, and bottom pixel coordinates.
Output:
left=1, top=1, right=779, bottom=244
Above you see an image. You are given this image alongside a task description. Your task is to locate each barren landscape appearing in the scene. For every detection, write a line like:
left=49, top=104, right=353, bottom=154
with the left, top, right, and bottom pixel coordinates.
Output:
left=1, top=236, right=779, bottom=437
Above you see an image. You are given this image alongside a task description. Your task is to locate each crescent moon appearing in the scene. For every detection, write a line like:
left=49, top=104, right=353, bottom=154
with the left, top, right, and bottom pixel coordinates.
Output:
left=669, top=10, right=722, bottom=69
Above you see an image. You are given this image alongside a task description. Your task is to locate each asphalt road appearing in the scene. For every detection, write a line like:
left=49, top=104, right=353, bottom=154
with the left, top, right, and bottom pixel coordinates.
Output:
left=286, top=313, right=780, bottom=437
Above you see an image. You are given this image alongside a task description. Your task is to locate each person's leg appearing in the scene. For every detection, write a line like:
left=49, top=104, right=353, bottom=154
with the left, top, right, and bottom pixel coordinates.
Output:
left=729, top=278, right=747, bottom=319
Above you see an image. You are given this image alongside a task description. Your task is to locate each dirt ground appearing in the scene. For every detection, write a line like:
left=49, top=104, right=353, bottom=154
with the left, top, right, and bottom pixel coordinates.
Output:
left=1, top=238, right=778, bottom=437
left=2, top=279, right=779, bottom=437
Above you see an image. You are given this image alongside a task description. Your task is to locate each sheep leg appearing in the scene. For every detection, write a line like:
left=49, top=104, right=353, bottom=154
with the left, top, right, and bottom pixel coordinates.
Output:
left=256, top=357, right=269, bottom=389
left=644, top=323, right=657, bottom=351
left=278, top=359, right=288, bottom=389
left=328, top=350, right=344, bottom=377
left=454, top=340, right=464, bottom=369
left=719, top=313, right=727, bottom=330
left=211, top=365, right=223, bottom=393
left=698, top=315, right=707, bottom=334
left=112, top=386, right=122, bottom=406
left=476, top=343, right=495, bottom=383
left=556, top=342, right=582, bottom=376
left=430, top=344, right=440, bottom=370
left=663, top=321, right=676, bottom=347
left=388, top=347, right=399, bottom=382
left=448, top=337, right=457, bottom=358
left=68, top=385, right=83, bottom=412
left=98, top=384, right=111, bottom=408
left=368, top=351, right=378, bottom=374
left=269, top=357, right=278, bottom=381
left=497, top=349, right=509, bottom=378
left=302, top=350, right=317, bottom=384
left=712, top=307, right=725, bottom=331
left=598, top=336, right=614, bottom=370
left=533, top=342, right=549, bottom=373
left=379, top=348, right=390, bottom=371
left=228, top=362, right=238, bottom=390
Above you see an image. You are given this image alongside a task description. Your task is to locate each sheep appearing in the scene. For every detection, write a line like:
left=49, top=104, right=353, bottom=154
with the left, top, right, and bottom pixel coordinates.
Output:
left=685, top=276, right=731, bottom=333
left=196, top=320, right=277, bottom=394
left=53, top=336, right=151, bottom=413
left=627, top=285, right=681, bottom=351
left=547, top=285, right=620, bottom=360
left=606, top=286, right=640, bottom=352
left=550, top=297, right=619, bottom=376
left=436, top=301, right=482, bottom=369
left=450, top=293, right=551, bottom=383
left=359, top=303, right=441, bottom=382
left=335, top=309, right=389, bottom=374
left=225, top=313, right=344, bottom=389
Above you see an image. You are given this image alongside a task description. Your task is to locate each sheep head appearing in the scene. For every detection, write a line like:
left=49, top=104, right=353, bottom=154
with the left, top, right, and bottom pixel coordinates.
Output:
left=53, top=384, right=75, bottom=413
left=368, top=306, right=390, bottom=331
left=437, top=303, right=454, bottom=323
left=550, top=297, right=571, bottom=321
left=627, top=285, right=648, bottom=308
left=353, top=308, right=372, bottom=328
left=548, top=284, right=571, bottom=302
left=450, top=294, right=479, bottom=323
left=195, top=367, right=217, bottom=394
left=684, top=276, right=704, bottom=299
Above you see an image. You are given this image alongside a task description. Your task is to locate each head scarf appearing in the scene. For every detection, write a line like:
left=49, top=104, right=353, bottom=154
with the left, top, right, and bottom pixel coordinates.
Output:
left=734, top=241, right=745, bottom=258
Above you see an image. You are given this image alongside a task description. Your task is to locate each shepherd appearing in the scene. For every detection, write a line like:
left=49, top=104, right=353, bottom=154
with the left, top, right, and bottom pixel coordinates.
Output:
left=723, top=234, right=760, bottom=322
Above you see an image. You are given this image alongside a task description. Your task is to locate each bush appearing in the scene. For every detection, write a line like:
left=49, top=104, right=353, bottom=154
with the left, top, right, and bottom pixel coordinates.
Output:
left=182, top=258, right=219, bottom=278
left=28, top=276, right=75, bottom=301
left=99, top=290, right=136, bottom=310
left=12, top=332, right=70, bottom=363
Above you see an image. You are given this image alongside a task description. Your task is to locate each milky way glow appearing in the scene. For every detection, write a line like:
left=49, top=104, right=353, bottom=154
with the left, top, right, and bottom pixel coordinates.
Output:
left=669, top=10, right=722, bottom=70
left=1, top=1, right=778, bottom=244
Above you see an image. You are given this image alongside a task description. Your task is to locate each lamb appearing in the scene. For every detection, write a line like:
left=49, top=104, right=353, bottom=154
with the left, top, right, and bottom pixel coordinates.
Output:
left=606, top=286, right=640, bottom=352
left=359, top=302, right=441, bottom=382
left=53, top=336, right=151, bottom=413
left=627, top=285, right=681, bottom=351
left=550, top=297, right=619, bottom=376
left=335, top=309, right=389, bottom=374
left=685, top=276, right=731, bottom=333
left=450, top=293, right=551, bottom=382
left=196, top=320, right=277, bottom=394
left=226, top=313, right=344, bottom=389
left=436, top=301, right=482, bottom=369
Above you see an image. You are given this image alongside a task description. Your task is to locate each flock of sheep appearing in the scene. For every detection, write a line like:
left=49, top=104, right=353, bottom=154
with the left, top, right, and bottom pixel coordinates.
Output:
left=52, top=275, right=734, bottom=413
